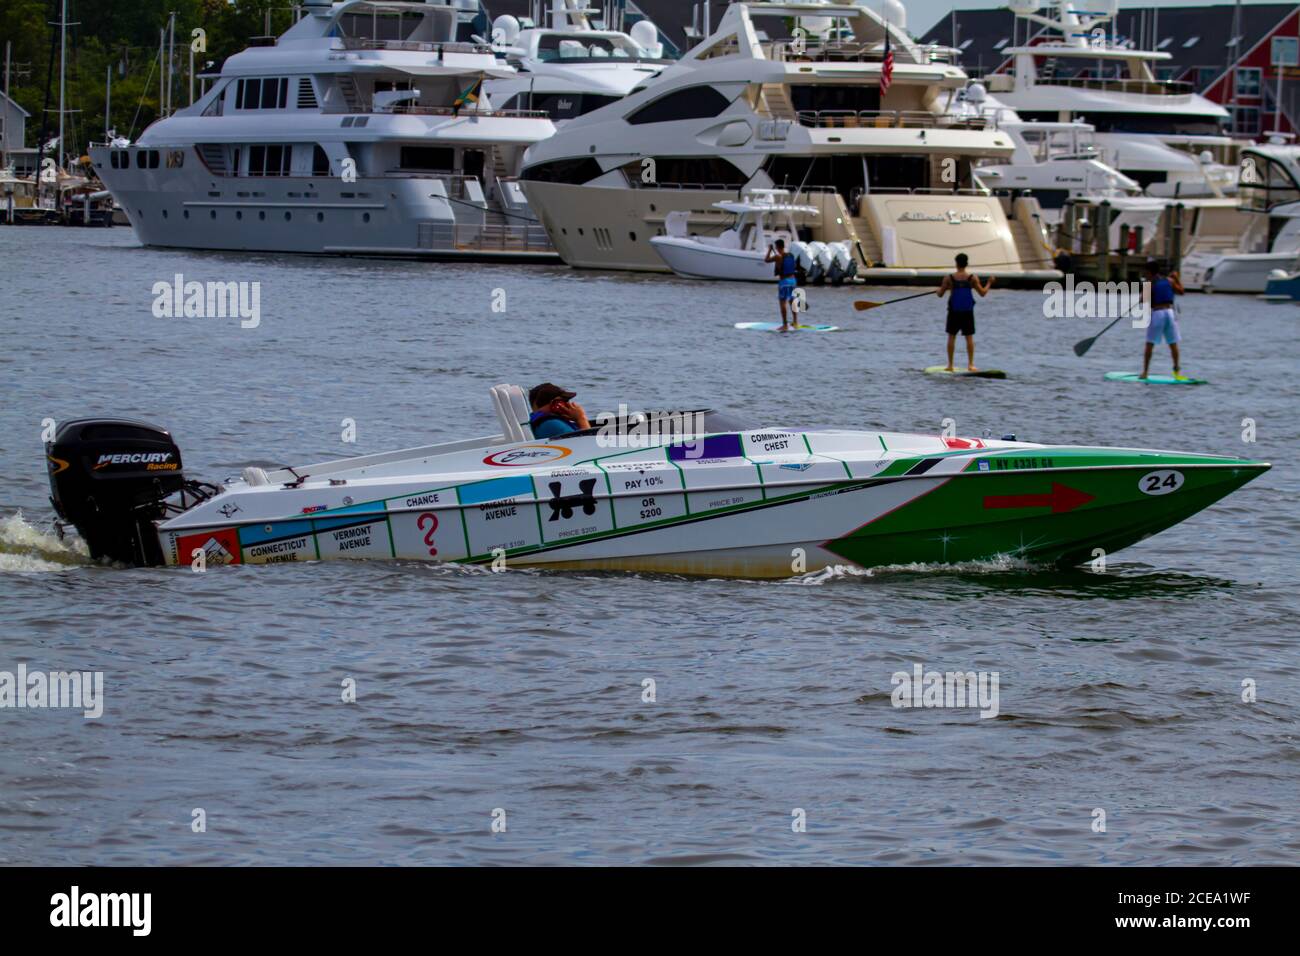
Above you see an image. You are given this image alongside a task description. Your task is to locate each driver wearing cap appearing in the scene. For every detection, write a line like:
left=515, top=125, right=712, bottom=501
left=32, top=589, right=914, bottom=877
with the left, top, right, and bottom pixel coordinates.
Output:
left=528, top=383, right=591, bottom=439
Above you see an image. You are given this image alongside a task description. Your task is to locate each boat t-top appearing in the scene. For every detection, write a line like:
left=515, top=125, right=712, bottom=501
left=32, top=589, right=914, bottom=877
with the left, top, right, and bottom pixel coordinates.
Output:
left=46, top=384, right=1267, bottom=577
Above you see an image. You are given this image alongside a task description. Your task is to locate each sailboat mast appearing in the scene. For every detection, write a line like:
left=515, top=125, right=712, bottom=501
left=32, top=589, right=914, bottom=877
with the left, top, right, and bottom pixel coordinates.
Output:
left=58, top=0, right=66, bottom=167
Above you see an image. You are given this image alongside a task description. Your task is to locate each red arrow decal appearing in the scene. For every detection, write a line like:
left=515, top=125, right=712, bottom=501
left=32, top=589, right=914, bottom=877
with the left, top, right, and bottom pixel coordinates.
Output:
left=983, top=482, right=1094, bottom=514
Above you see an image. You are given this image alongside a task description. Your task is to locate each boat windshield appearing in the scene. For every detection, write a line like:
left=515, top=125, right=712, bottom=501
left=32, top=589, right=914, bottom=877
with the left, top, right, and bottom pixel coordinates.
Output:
left=535, top=34, right=669, bottom=64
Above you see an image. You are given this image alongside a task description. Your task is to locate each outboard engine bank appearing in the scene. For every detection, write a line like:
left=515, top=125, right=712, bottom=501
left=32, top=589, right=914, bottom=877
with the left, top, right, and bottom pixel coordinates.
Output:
left=46, top=419, right=187, bottom=566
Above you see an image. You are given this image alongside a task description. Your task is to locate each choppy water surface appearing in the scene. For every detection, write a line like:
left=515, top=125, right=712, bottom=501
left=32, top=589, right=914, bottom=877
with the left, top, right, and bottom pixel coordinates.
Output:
left=1, top=228, right=1297, bottom=865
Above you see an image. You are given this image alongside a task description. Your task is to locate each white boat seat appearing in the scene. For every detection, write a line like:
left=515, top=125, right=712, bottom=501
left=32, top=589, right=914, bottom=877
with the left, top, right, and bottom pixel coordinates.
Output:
left=242, top=466, right=270, bottom=486
left=664, top=210, right=690, bottom=238
left=717, top=229, right=741, bottom=249
left=490, top=383, right=534, bottom=441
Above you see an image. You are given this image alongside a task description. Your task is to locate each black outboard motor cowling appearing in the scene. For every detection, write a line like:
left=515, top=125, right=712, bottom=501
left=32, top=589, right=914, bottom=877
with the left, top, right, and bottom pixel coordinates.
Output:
left=46, top=419, right=185, bottom=566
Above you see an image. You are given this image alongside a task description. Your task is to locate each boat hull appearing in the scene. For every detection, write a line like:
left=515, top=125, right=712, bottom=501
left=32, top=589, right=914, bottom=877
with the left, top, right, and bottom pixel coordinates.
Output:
left=155, top=440, right=1268, bottom=578
left=650, top=237, right=775, bottom=281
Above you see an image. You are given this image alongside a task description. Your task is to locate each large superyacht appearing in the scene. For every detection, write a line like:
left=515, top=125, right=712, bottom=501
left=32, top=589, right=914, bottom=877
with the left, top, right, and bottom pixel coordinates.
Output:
left=89, top=0, right=557, bottom=259
left=518, top=1, right=1057, bottom=281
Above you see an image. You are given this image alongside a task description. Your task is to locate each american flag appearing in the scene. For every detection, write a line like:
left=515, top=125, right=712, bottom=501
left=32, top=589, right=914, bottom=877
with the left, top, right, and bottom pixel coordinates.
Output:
left=880, top=30, right=894, bottom=96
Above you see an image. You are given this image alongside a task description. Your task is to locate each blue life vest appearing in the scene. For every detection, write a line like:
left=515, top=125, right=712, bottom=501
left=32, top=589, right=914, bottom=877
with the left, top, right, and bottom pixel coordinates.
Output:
left=529, top=411, right=577, bottom=439
left=779, top=252, right=796, bottom=279
left=949, top=275, right=975, bottom=310
left=1152, top=276, right=1175, bottom=307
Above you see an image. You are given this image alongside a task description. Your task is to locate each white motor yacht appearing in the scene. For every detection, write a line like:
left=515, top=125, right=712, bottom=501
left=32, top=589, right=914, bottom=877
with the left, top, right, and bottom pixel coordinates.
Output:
left=985, top=0, right=1240, bottom=199
left=89, top=0, right=558, bottom=259
left=519, top=1, right=1060, bottom=283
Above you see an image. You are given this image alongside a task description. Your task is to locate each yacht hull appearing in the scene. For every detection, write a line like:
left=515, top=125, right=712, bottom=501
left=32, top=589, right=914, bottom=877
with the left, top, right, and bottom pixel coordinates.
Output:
left=89, top=146, right=557, bottom=261
left=524, top=180, right=1057, bottom=281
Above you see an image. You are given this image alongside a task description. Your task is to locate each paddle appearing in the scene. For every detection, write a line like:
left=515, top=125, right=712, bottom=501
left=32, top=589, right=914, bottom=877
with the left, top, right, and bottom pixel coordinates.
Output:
left=1073, top=298, right=1143, bottom=356
left=853, top=290, right=936, bottom=311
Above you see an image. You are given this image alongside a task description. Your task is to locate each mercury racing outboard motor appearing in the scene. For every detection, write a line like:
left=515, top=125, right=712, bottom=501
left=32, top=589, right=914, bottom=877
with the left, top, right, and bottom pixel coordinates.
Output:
left=46, top=418, right=189, bottom=566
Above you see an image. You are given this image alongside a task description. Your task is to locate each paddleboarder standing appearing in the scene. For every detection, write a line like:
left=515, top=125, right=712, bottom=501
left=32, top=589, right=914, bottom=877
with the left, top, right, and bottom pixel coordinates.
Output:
left=1140, top=259, right=1185, bottom=380
left=936, top=253, right=994, bottom=371
left=765, top=239, right=801, bottom=331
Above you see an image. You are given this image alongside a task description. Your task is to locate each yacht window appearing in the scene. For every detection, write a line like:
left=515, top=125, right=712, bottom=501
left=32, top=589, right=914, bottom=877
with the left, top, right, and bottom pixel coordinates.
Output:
left=312, top=145, right=330, bottom=176
left=521, top=156, right=605, bottom=185
left=1183, top=37, right=1199, bottom=48
left=463, top=149, right=486, bottom=180
left=530, top=92, right=621, bottom=120
left=1156, top=38, right=1172, bottom=50
left=993, top=38, right=1009, bottom=50
left=247, top=144, right=292, bottom=176
left=399, top=146, right=454, bottom=171
left=202, top=87, right=224, bottom=116
left=237, top=77, right=288, bottom=109
left=624, top=156, right=748, bottom=187
left=627, top=85, right=731, bottom=125
left=789, top=85, right=881, bottom=115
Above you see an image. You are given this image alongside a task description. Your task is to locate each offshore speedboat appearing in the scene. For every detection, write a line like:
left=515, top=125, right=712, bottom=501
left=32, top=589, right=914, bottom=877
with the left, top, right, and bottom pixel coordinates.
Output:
left=45, top=386, right=1268, bottom=577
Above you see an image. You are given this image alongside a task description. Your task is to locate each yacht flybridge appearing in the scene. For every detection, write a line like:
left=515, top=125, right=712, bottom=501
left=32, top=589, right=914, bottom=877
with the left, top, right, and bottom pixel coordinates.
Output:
left=89, top=0, right=558, bottom=259
left=986, top=0, right=1238, bottom=198
left=486, top=0, right=670, bottom=123
left=520, top=2, right=1059, bottom=282
left=46, top=387, right=1267, bottom=577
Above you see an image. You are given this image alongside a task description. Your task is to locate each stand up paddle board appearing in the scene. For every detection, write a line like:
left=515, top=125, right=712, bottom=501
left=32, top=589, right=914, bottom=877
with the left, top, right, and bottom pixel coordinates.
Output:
left=1104, top=372, right=1207, bottom=385
left=735, top=322, right=839, bottom=333
left=923, top=366, right=1007, bottom=379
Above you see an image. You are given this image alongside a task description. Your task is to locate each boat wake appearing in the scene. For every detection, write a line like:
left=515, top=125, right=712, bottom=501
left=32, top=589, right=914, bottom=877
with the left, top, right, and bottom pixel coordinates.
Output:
left=0, top=511, right=90, bottom=572
left=790, top=554, right=1041, bottom=584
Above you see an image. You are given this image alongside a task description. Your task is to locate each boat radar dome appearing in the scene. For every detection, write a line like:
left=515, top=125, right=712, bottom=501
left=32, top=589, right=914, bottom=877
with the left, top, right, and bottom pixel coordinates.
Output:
left=878, top=0, right=906, bottom=31
left=966, top=82, right=988, bottom=105
left=492, top=14, right=521, bottom=45
left=630, top=19, right=662, bottom=56
left=1007, top=2, right=1039, bottom=16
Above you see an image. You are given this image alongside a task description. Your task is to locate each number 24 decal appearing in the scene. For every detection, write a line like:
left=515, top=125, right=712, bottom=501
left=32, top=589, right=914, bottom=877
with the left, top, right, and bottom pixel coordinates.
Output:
left=1138, top=470, right=1184, bottom=496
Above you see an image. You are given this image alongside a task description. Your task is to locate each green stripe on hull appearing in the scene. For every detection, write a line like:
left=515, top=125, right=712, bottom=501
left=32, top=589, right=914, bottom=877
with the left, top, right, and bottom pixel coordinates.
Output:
left=824, top=463, right=1267, bottom=568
